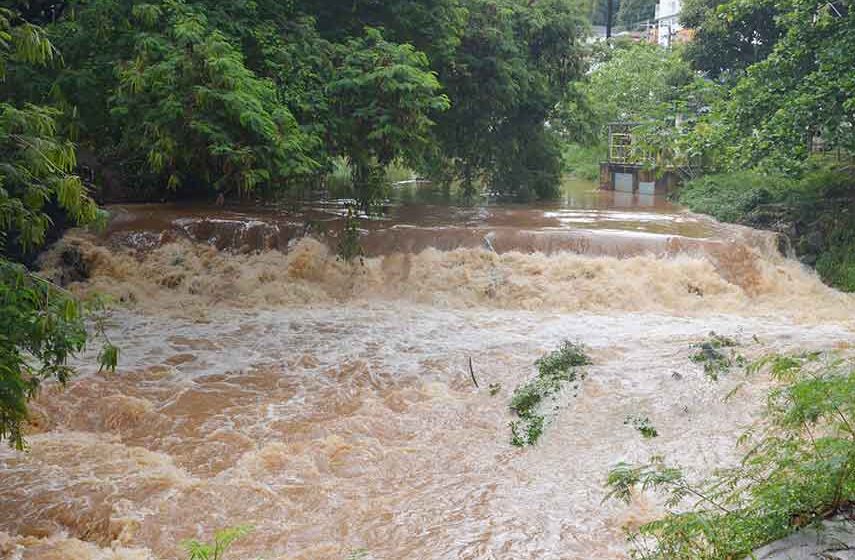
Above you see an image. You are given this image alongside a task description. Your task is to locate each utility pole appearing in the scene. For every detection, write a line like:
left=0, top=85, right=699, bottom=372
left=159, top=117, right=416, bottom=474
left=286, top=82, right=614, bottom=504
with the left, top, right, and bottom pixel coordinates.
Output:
left=606, top=0, right=614, bottom=38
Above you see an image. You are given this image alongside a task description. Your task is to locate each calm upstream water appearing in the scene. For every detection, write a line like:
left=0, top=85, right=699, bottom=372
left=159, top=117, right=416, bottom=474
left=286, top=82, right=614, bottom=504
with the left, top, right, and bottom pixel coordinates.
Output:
left=2, top=180, right=853, bottom=559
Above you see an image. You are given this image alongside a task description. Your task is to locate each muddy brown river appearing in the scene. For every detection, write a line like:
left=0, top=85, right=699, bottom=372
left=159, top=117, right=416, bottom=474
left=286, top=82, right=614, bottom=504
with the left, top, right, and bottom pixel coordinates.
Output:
left=1, top=181, right=853, bottom=559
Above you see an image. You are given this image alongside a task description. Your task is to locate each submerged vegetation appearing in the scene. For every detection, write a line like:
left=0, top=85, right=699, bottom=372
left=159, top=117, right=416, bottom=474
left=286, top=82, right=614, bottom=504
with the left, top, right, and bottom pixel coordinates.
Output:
left=689, top=332, right=745, bottom=381
left=606, top=352, right=855, bottom=560
left=624, top=415, right=658, bottom=439
left=509, top=341, right=591, bottom=447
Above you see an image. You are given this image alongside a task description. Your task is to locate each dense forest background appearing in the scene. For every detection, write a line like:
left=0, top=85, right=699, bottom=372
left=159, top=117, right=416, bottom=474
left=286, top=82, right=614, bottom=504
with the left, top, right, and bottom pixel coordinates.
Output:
left=2, top=0, right=593, bottom=208
left=0, top=0, right=852, bottom=271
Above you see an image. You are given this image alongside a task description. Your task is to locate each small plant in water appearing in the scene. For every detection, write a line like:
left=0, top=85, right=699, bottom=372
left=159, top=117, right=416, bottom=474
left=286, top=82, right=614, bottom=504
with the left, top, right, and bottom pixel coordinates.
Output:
left=625, top=415, right=658, bottom=438
left=337, top=206, right=365, bottom=264
left=509, top=341, right=591, bottom=447
left=689, top=331, right=745, bottom=381
left=184, top=525, right=253, bottom=560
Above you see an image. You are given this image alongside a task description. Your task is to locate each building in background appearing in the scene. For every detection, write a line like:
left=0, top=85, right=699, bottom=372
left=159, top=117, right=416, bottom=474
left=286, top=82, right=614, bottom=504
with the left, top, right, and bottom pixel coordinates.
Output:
left=653, top=0, right=692, bottom=47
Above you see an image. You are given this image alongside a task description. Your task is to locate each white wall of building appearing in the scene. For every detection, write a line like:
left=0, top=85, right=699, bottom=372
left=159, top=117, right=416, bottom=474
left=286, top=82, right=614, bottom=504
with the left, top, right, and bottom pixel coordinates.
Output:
left=654, top=0, right=683, bottom=47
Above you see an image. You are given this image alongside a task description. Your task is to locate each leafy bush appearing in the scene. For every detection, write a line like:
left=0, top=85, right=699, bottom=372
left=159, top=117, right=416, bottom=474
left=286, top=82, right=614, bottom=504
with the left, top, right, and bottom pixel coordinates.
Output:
left=509, top=341, right=591, bottom=447
left=678, top=166, right=855, bottom=292
left=605, top=352, right=855, bottom=560
left=677, top=172, right=793, bottom=223
left=816, top=243, right=855, bottom=293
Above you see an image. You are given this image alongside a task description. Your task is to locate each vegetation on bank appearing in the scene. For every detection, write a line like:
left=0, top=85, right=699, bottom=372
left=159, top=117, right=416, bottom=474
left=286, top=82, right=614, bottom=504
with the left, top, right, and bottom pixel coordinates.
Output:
left=678, top=166, right=855, bottom=291
left=0, top=7, right=116, bottom=450
left=605, top=352, right=855, bottom=560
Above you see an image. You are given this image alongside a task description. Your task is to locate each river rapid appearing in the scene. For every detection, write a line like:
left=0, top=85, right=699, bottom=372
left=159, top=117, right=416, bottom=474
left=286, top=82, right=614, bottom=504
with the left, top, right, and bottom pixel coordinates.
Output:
left=2, top=181, right=853, bottom=560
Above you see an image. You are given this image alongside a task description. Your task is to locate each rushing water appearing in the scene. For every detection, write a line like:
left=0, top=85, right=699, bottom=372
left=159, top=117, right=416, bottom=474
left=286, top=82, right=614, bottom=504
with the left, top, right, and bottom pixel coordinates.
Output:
left=2, top=181, right=854, bottom=560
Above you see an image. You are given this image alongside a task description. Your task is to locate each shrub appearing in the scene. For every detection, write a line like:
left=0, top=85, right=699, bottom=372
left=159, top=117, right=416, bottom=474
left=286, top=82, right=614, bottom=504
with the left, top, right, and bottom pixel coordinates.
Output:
left=605, top=352, right=855, bottom=560
left=677, top=171, right=794, bottom=223
left=562, top=143, right=603, bottom=183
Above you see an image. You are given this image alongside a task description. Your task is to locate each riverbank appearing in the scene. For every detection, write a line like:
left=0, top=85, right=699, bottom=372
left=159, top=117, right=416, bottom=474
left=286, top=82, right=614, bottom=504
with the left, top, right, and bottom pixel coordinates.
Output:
left=676, top=167, right=855, bottom=292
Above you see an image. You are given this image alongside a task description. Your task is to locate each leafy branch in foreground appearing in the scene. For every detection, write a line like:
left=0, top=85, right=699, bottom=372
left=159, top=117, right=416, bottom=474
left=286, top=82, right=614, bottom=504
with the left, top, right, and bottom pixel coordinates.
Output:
left=605, top=353, right=855, bottom=560
left=0, top=8, right=116, bottom=451
left=0, top=262, right=118, bottom=449
left=509, top=341, right=591, bottom=447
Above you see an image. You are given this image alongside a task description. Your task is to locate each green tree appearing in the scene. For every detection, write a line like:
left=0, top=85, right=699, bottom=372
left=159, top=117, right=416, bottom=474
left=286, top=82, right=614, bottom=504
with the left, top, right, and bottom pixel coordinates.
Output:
left=110, top=1, right=317, bottom=196
left=0, top=6, right=115, bottom=450
left=698, top=0, right=855, bottom=172
left=302, top=0, right=467, bottom=65
left=430, top=0, right=587, bottom=199
left=0, top=7, right=99, bottom=251
left=7, top=0, right=592, bottom=203
left=327, top=27, right=449, bottom=207
left=578, top=42, right=694, bottom=132
left=681, top=0, right=782, bottom=81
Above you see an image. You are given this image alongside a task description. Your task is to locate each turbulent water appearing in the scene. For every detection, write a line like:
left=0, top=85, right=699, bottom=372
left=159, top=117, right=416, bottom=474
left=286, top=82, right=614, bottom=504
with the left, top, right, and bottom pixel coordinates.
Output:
left=2, top=182, right=854, bottom=560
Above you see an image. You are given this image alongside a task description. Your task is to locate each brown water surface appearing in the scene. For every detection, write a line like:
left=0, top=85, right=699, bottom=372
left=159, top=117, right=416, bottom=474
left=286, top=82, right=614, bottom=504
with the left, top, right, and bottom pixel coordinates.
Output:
left=1, top=180, right=853, bottom=559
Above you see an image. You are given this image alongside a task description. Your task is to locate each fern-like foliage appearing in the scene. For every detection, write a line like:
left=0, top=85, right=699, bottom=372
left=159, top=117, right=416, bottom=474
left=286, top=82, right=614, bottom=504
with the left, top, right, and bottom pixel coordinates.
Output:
left=605, top=353, right=855, bottom=560
left=0, top=8, right=115, bottom=450
left=183, top=525, right=254, bottom=560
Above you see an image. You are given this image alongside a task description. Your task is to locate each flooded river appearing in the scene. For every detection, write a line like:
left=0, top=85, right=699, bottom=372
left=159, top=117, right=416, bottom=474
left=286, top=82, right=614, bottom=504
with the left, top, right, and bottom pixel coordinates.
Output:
left=1, top=181, right=853, bottom=559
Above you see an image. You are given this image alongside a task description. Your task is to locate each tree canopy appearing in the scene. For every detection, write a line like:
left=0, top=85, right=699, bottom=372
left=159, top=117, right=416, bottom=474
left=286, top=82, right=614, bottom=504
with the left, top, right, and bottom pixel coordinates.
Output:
left=681, top=0, right=782, bottom=82
left=687, top=0, right=854, bottom=172
left=0, top=0, right=590, bottom=203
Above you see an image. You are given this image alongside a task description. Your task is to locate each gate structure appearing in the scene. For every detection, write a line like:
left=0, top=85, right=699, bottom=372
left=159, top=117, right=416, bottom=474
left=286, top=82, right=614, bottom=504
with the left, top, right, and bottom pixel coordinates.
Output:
left=599, top=122, right=679, bottom=195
